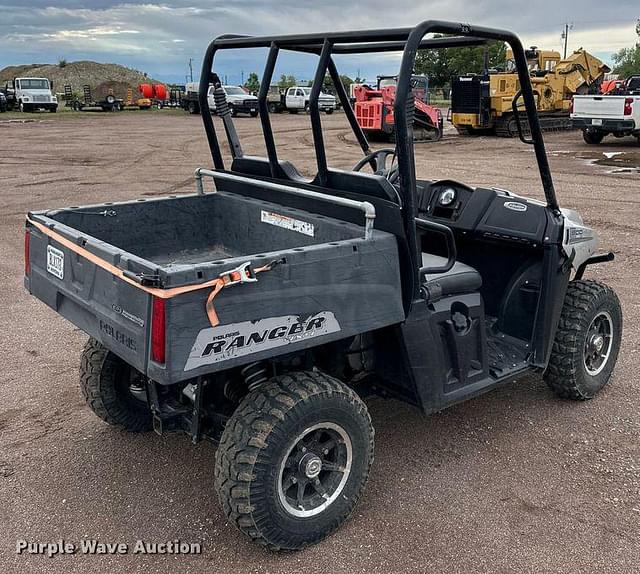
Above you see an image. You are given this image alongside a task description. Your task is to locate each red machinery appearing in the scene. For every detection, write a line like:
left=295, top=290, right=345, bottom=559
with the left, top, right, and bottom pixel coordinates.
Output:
left=354, top=75, right=443, bottom=141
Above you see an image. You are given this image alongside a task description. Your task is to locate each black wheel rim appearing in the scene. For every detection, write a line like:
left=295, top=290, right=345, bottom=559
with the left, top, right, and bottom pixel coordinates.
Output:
left=583, top=311, right=613, bottom=376
left=277, top=422, right=352, bottom=518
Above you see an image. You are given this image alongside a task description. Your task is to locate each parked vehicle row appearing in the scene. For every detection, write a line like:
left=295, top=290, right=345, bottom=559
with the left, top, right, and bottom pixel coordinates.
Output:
left=181, top=82, right=336, bottom=116
left=2, top=67, right=637, bottom=150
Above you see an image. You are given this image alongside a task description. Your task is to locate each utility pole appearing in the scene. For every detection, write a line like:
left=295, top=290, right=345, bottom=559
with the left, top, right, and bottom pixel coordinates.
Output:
left=188, top=58, right=193, bottom=82
left=241, top=70, right=244, bottom=85
left=561, top=23, right=573, bottom=59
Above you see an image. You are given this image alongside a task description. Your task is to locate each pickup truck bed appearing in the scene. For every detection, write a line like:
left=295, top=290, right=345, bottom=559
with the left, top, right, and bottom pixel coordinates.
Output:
left=25, top=178, right=404, bottom=385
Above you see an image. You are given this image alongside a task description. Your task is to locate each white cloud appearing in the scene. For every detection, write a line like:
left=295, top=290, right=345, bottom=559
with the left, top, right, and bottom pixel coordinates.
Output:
left=46, top=27, right=141, bottom=40
left=525, top=23, right=638, bottom=55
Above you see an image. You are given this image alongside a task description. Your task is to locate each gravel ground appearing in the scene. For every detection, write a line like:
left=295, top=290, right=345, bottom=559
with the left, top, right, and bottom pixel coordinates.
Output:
left=0, top=111, right=638, bottom=573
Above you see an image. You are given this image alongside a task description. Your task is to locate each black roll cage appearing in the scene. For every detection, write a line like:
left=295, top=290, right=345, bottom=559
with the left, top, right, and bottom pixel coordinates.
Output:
left=199, top=20, right=560, bottom=297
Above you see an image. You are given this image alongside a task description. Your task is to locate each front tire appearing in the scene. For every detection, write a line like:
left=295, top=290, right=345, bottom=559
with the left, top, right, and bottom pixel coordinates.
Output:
left=79, top=338, right=152, bottom=431
left=544, top=280, right=622, bottom=400
left=215, top=371, right=374, bottom=550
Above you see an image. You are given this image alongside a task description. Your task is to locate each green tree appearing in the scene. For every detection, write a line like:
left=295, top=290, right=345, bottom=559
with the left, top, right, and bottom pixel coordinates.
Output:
left=277, top=74, right=297, bottom=89
left=415, top=38, right=507, bottom=88
left=612, top=19, right=640, bottom=78
left=244, top=72, right=260, bottom=94
left=317, top=74, right=353, bottom=95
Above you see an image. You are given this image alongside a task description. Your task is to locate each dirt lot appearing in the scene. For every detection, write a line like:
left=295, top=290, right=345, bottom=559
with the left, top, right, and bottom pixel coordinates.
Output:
left=0, top=110, right=638, bottom=573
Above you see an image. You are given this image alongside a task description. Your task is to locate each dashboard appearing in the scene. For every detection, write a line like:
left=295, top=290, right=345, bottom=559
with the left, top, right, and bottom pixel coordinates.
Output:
left=416, top=179, right=550, bottom=247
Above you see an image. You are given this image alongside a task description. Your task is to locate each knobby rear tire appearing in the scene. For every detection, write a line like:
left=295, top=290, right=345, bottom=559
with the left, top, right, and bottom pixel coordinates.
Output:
left=214, top=371, right=374, bottom=550
left=79, top=338, right=153, bottom=432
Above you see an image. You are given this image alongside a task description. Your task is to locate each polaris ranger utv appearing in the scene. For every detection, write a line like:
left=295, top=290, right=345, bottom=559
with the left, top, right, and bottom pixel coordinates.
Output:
left=24, top=21, right=622, bottom=551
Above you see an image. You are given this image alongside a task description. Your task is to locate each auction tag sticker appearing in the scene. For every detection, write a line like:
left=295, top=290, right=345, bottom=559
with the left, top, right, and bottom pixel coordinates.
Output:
left=261, top=210, right=314, bottom=237
left=46, top=245, right=64, bottom=279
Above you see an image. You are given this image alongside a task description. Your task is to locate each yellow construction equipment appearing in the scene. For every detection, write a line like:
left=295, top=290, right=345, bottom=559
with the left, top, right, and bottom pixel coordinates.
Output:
left=450, top=47, right=610, bottom=136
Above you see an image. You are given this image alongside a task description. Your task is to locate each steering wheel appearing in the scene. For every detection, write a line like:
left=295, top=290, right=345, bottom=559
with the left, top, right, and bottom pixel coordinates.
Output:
left=352, top=148, right=399, bottom=184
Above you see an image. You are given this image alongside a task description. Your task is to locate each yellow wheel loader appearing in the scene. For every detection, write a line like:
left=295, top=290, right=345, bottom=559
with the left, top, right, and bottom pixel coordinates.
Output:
left=450, top=47, right=610, bottom=136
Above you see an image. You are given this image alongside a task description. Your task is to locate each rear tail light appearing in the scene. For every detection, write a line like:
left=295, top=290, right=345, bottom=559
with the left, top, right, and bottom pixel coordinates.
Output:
left=151, top=297, right=166, bottom=364
left=569, top=97, right=574, bottom=114
left=624, top=98, right=633, bottom=116
left=24, top=230, right=30, bottom=275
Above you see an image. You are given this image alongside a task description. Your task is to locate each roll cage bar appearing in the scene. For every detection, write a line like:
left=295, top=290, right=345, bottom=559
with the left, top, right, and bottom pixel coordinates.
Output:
left=199, top=20, right=559, bottom=296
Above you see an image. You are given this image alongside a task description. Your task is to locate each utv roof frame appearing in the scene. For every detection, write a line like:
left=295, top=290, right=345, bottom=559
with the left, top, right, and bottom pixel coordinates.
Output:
left=199, top=21, right=559, bottom=293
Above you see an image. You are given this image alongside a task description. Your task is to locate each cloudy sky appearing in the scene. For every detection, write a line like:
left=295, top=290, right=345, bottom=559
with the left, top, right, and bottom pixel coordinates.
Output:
left=1, top=1, right=638, bottom=84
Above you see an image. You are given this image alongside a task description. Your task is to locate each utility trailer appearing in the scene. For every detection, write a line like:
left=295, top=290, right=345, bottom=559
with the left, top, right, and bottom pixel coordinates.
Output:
left=25, top=21, right=622, bottom=551
left=66, top=84, right=122, bottom=112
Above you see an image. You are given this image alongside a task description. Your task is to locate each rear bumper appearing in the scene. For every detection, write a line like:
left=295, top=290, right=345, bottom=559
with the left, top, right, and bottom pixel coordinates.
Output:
left=572, top=117, right=636, bottom=131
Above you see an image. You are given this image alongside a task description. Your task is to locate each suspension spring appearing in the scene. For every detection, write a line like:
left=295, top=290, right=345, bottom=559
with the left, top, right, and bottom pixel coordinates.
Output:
left=241, top=362, right=269, bottom=391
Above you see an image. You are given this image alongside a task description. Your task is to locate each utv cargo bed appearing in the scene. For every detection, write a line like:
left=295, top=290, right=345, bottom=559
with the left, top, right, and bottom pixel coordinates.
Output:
left=25, top=172, right=404, bottom=385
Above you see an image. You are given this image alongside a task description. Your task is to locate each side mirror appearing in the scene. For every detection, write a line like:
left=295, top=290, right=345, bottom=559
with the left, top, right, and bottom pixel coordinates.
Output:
left=50, top=80, right=54, bottom=90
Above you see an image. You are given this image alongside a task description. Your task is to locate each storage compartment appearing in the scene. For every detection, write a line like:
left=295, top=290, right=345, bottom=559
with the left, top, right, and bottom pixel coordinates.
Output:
left=47, top=191, right=365, bottom=268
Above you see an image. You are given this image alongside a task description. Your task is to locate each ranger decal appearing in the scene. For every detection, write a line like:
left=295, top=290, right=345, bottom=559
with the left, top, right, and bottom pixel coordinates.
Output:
left=184, top=312, right=341, bottom=371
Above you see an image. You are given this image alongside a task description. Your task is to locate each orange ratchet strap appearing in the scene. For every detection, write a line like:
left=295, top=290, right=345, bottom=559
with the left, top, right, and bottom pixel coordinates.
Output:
left=26, top=216, right=278, bottom=327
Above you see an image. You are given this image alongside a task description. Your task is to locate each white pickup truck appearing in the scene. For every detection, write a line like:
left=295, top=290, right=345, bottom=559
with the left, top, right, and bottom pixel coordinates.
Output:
left=182, top=83, right=259, bottom=116
left=572, top=94, right=640, bottom=144
left=267, top=86, right=336, bottom=114
left=4, top=77, right=58, bottom=113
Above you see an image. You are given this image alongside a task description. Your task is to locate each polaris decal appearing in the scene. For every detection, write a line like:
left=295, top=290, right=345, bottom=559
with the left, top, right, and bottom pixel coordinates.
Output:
left=261, top=210, right=315, bottom=237
left=184, top=312, right=340, bottom=371
left=504, top=201, right=528, bottom=212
